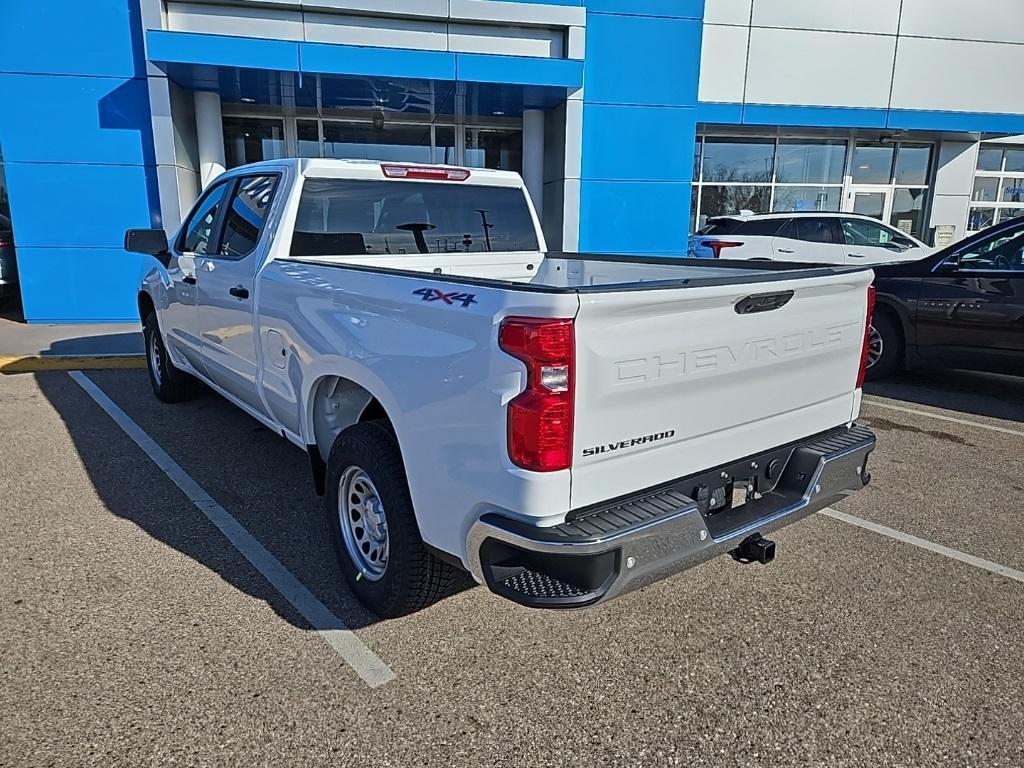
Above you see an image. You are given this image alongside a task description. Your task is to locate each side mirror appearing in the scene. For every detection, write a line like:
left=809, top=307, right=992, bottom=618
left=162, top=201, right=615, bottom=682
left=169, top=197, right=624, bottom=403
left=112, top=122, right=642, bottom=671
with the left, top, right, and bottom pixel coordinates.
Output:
left=125, top=228, right=169, bottom=257
left=934, top=256, right=959, bottom=273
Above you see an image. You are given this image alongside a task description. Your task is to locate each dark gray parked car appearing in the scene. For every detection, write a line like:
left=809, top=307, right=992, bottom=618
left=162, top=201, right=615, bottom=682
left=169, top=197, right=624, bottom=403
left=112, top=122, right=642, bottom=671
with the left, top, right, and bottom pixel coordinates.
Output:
left=0, top=213, right=17, bottom=302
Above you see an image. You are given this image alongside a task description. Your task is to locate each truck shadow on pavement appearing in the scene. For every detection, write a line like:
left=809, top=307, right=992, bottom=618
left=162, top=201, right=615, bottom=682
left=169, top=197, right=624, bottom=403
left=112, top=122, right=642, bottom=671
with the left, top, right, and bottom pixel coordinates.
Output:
left=865, top=368, right=1024, bottom=423
left=36, top=369, right=471, bottom=631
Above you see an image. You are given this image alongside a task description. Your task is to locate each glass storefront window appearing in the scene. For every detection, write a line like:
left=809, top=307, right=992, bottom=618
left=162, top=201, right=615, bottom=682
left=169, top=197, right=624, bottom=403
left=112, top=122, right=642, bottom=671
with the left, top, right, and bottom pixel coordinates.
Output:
left=699, top=185, right=770, bottom=219
left=998, top=208, right=1024, bottom=224
left=890, top=188, right=926, bottom=236
left=1004, top=149, right=1024, bottom=173
left=851, top=142, right=895, bottom=184
left=322, top=121, right=432, bottom=163
left=893, top=143, right=932, bottom=185
left=969, top=207, right=995, bottom=231
left=465, top=126, right=523, bottom=173
left=973, top=177, right=999, bottom=202
left=701, top=139, right=774, bottom=183
left=775, top=140, right=846, bottom=184
left=223, top=117, right=286, bottom=168
left=1001, top=180, right=1024, bottom=204
left=297, top=120, right=320, bottom=158
left=771, top=186, right=842, bottom=212
left=435, top=126, right=457, bottom=166
left=977, top=147, right=1003, bottom=172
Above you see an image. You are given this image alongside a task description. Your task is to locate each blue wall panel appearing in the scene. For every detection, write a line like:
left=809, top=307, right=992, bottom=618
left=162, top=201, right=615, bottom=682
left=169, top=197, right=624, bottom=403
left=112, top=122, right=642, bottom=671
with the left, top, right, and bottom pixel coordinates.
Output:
left=14, top=247, right=150, bottom=324
left=577, top=4, right=704, bottom=254
left=0, top=0, right=144, bottom=78
left=582, top=104, right=696, bottom=182
left=579, top=181, right=692, bottom=253
left=0, top=1, right=159, bottom=322
left=583, top=14, right=702, bottom=107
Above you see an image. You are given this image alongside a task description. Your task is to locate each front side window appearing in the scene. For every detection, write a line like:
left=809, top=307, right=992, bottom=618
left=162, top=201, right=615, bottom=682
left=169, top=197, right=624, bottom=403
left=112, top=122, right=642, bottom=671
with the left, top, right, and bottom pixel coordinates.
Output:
left=841, top=218, right=902, bottom=248
left=956, top=226, right=1024, bottom=271
left=180, top=183, right=230, bottom=254
left=291, top=179, right=540, bottom=257
left=218, top=175, right=279, bottom=259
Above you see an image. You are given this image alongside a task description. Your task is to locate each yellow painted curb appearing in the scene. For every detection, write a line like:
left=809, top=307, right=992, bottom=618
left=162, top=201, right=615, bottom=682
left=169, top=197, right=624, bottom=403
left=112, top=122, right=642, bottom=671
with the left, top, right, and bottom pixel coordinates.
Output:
left=0, top=354, right=146, bottom=374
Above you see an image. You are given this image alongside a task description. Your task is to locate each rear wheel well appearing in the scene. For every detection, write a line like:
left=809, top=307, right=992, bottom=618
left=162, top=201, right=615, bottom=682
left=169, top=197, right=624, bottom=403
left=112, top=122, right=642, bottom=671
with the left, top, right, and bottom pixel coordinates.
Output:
left=310, top=376, right=393, bottom=464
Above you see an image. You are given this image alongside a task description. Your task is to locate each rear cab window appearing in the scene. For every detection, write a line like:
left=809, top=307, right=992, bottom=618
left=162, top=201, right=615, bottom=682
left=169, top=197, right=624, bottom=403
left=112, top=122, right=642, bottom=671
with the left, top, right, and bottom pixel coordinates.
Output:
left=290, top=179, right=540, bottom=257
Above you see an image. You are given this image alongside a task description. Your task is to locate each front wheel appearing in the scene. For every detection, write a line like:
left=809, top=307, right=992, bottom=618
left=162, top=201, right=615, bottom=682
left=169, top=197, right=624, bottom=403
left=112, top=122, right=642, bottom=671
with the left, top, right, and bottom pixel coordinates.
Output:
left=325, top=421, right=455, bottom=618
left=143, top=312, right=199, bottom=403
left=865, top=311, right=904, bottom=381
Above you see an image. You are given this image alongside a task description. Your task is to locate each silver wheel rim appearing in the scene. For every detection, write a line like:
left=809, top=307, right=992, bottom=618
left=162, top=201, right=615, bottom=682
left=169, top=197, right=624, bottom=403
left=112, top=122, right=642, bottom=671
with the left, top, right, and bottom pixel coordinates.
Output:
left=338, top=466, right=389, bottom=582
left=149, top=332, right=163, bottom=388
left=867, top=325, right=883, bottom=369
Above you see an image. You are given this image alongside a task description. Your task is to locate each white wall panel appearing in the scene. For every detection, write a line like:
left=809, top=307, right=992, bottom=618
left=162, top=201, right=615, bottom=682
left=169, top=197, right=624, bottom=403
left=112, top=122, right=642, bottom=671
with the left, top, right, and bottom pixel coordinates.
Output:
left=703, top=0, right=751, bottom=26
left=900, top=0, right=1024, bottom=45
left=167, top=2, right=303, bottom=40
left=448, top=24, right=563, bottom=58
left=745, top=28, right=896, bottom=108
left=751, top=0, right=900, bottom=35
left=891, top=37, right=1024, bottom=113
left=303, top=13, right=447, bottom=50
left=697, top=24, right=749, bottom=103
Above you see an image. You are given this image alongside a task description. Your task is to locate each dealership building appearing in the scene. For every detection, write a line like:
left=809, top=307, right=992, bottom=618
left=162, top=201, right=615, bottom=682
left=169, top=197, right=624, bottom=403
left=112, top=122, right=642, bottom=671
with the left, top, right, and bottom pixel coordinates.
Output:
left=3, top=0, right=1024, bottom=322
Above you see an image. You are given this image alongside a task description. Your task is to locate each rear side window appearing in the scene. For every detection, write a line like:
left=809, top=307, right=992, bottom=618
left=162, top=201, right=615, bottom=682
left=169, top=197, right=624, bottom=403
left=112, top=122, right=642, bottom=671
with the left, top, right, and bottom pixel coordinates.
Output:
left=290, top=179, right=540, bottom=257
left=778, top=217, right=837, bottom=244
left=218, top=175, right=279, bottom=259
left=697, top=218, right=742, bottom=236
left=737, top=218, right=785, bottom=236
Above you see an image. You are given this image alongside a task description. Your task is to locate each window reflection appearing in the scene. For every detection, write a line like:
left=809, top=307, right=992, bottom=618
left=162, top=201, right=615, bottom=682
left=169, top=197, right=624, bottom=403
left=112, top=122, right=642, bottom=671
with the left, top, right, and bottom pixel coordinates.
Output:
left=223, top=117, right=286, bottom=168
left=851, top=143, right=895, bottom=185
left=775, top=140, right=846, bottom=184
left=701, top=139, right=774, bottom=183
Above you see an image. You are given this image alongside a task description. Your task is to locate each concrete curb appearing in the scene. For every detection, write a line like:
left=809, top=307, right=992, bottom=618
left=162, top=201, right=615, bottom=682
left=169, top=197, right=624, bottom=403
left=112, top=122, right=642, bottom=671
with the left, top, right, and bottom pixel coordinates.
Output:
left=0, top=354, right=146, bottom=374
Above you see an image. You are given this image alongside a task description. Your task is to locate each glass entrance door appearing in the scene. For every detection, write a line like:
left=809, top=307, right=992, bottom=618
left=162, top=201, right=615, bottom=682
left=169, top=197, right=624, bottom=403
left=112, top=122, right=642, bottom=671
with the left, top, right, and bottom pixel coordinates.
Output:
left=844, top=186, right=891, bottom=222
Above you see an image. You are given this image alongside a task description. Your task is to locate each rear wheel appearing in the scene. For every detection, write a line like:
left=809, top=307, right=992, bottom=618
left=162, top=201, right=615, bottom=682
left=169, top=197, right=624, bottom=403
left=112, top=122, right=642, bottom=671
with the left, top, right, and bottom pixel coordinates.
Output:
left=865, top=310, right=904, bottom=381
left=325, top=421, right=456, bottom=617
left=143, top=312, right=199, bottom=402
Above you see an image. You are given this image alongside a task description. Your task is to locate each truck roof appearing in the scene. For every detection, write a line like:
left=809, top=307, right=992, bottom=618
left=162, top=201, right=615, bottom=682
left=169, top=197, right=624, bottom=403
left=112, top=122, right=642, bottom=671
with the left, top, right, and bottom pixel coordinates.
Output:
left=223, top=157, right=526, bottom=187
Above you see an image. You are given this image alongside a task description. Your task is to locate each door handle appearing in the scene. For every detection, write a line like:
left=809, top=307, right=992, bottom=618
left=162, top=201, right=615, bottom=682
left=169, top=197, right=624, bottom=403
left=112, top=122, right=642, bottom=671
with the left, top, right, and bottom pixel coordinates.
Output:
left=182, top=275, right=197, bottom=285
left=777, top=249, right=795, bottom=254
left=848, top=253, right=867, bottom=258
left=229, top=285, right=250, bottom=300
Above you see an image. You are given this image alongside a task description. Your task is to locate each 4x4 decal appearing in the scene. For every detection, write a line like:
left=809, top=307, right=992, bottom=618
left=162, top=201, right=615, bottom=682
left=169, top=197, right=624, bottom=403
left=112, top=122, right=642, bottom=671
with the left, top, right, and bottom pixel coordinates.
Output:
left=413, top=288, right=478, bottom=308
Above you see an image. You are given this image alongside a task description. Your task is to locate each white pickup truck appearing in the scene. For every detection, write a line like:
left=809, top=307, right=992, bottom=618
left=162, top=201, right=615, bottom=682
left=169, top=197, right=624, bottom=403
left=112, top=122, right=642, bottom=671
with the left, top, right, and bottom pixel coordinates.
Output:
left=126, top=159, right=877, bottom=617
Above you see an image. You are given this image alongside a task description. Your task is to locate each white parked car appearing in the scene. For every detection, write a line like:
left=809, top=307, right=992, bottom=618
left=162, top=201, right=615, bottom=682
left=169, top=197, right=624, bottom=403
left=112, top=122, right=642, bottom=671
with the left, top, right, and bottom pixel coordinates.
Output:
left=126, top=159, right=877, bottom=617
left=689, top=212, right=932, bottom=265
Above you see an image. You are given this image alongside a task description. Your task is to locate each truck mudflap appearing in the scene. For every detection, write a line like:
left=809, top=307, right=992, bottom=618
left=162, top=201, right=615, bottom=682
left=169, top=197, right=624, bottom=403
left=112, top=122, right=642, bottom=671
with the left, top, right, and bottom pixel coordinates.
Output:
left=467, top=423, right=876, bottom=609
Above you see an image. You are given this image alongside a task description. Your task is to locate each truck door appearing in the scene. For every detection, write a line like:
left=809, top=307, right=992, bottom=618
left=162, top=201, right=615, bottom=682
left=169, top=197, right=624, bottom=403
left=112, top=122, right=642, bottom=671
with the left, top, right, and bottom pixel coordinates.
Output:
left=164, top=180, right=232, bottom=374
left=917, top=222, right=1024, bottom=370
left=195, top=174, right=280, bottom=416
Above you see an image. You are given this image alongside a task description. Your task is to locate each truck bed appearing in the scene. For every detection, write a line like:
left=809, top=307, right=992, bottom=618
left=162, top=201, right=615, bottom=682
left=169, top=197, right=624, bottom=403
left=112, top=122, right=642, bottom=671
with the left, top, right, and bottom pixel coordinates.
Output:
left=287, top=252, right=868, bottom=293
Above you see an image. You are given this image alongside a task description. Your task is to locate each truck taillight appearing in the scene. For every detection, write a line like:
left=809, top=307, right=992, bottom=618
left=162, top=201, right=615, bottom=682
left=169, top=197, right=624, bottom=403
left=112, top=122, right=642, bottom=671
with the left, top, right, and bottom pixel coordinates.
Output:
left=499, top=317, right=575, bottom=472
left=857, top=284, right=877, bottom=389
left=701, top=240, right=742, bottom=258
left=381, top=164, right=470, bottom=181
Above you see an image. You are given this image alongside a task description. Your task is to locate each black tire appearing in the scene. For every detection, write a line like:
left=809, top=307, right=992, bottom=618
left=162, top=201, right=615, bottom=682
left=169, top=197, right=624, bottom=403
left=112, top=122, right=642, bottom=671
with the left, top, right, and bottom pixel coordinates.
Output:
left=865, top=309, right=904, bottom=381
left=143, top=312, right=199, bottom=403
left=325, top=421, right=455, bottom=618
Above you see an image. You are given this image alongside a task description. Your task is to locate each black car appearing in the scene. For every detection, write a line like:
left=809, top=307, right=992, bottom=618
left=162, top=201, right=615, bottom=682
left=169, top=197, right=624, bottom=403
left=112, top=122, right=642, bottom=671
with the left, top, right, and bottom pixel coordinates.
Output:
left=868, top=218, right=1024, bottom=379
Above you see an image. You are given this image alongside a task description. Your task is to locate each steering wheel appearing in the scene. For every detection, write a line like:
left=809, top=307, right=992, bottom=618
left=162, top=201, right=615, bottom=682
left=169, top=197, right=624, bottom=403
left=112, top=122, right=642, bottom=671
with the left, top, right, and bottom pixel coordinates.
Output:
left=994, top=253, right=1012, bottom=270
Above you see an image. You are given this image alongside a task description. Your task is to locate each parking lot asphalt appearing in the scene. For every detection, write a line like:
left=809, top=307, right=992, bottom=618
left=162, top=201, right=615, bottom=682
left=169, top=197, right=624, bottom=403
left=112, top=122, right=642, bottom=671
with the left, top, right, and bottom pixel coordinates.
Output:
left=2, top=368, right=1022, bottom=767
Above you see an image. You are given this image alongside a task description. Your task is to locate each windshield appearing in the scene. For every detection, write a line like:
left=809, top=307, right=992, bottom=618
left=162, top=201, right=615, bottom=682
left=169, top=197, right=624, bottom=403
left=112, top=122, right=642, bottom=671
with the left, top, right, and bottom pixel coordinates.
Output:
left=291, top=178, right=539, bottom=257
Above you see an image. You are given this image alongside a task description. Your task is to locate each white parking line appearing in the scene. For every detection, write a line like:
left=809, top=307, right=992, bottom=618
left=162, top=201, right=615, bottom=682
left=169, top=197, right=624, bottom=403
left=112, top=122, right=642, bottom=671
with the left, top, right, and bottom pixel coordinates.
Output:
left=862, top=397, right=1024, bottom=438
left=820, top=507, right=1024, bottom=585
left=68, top=371, right=395, bottom=689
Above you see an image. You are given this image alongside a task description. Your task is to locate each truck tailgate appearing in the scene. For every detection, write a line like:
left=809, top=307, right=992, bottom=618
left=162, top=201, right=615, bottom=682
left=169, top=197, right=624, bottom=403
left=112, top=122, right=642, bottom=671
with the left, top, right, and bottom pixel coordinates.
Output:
left=570, top=270, right=872, bottom=509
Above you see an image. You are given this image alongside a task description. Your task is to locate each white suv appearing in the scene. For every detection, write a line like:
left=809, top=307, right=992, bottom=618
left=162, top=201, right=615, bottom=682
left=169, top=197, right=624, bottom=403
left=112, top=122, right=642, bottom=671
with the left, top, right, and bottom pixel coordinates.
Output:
left=688, top=212, right=932, bottom=265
